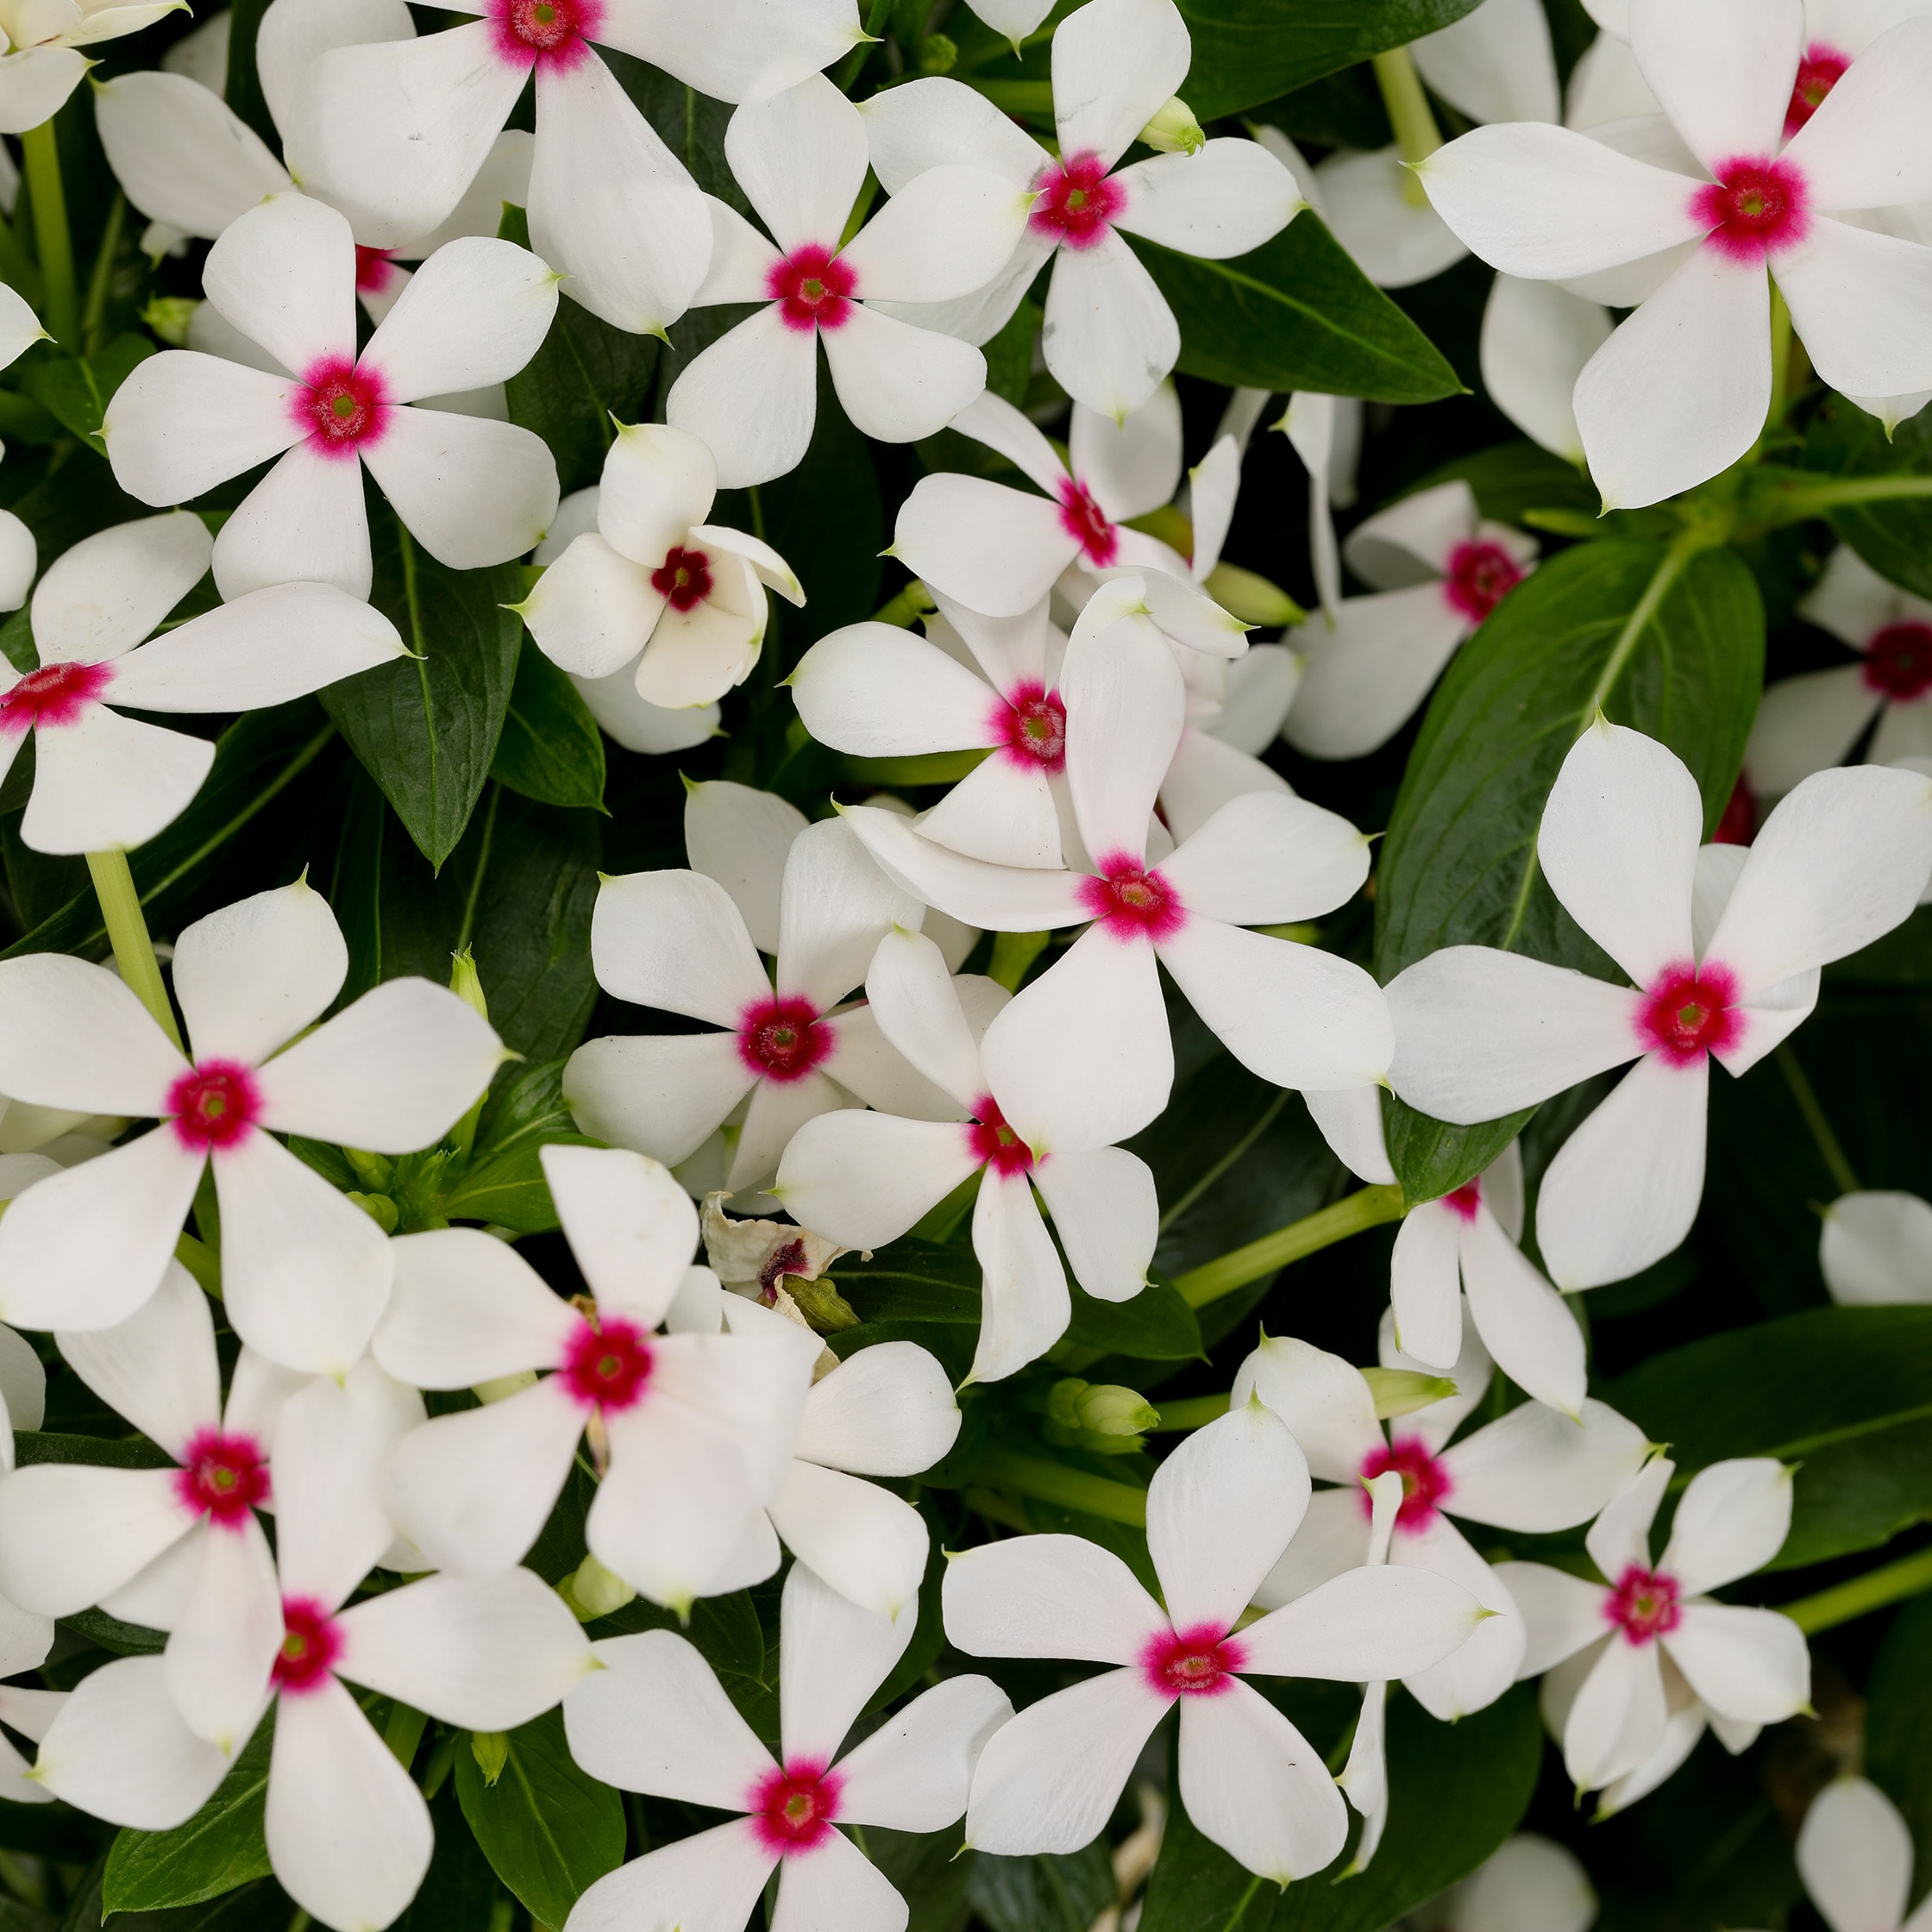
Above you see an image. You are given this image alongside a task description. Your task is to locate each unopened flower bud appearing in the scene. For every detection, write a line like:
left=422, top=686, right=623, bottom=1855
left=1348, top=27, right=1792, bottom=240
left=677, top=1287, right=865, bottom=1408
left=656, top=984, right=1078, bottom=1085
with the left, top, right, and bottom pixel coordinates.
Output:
left=1361, top=1365, right=1457, bottom=1420
left=1138, top=97, right=1206, bottom=155
left=141, top=296, right=196, bottom=346
left=918, top=32, right=957, bottom=74
left=448, top=947, right=489, bottom=1020
left=1044, top=1378, right=1159, bottom=1452
left=1202, top=561, right=1304, bottom=628
left=346, top=1189, right=399, bottom=1234
left=561, top=1552, right=637, bottom=1622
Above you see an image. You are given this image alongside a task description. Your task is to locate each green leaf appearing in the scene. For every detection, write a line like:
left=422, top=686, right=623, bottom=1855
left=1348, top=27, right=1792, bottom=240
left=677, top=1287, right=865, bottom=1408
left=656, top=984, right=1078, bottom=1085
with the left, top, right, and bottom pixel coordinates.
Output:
left=1378, top=1092, right=1533, bottom=1213
left=322, top=511, right=523, bottom=869
left=1177, top=0, right=1484, bottom=120
left=22, top=335, right=154, bottom=455
left=490, top=643, right=607, bottom=811
left=863, top=1826, right=975, bottom=1932
left=453, top=1708, right=625, bottom=1928
left=1867, top=1594, right=1932, bottom=1910
left=1131, top=218, right=1461, bottom=405
left=104, top=1721, right=273, bottom=1912
left=1802, top=392, right=1932, bottom=599
left=392, top=1786, right=503, bottom=1932
left=1606, top=1305, right=1932, bottom=1569
left=441, top=1057, right=600, bottom=1233
left=828, top=1242, right=982, bottom=1326
left=966, top=1839, right=1115, bottom=1932
left=1063, top=1273, right=1201, bottom=1363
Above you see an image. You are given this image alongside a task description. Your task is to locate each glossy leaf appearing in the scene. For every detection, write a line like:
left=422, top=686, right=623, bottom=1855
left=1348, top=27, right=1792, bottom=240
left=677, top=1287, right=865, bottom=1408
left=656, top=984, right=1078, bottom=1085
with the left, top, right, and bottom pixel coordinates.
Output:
left=441, top=1057, right=601, bottom=1233
left=104, top=1721, right=273, bottom=1913
left=23, top=336, right=154, bottom=457
left=490, top=644, right=607, bottom=812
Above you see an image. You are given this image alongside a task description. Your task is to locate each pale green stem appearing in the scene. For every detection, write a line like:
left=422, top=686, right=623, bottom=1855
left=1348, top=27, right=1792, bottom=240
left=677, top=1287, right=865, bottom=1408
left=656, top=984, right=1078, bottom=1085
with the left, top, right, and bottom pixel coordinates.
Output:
left=85, top=851, right=183, bottom=1051
left=975, top=1450, right=1148, bottom=1527
left=1371, top=49, right=1441, bottom=209
left=20, top=120, right=75, bottom=349
left=1151, top=1394, right=1229, bottom=1432
left=1172, top=1184, right=1407, bottom=1309
left=1780, top=1546, right=1932, bottom=1634
left=1775, top=1043, right=1860, bottom=1197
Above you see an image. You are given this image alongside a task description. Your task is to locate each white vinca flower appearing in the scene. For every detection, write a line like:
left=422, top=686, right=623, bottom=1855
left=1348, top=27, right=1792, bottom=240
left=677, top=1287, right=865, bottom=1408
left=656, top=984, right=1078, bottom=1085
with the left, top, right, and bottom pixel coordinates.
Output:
left=30, top=1373, right=593, bottom=1932
left=0, top=513, right=406, bottom=855
left=104, top=193, right=561, bottom=600
left=0, top=0, right=181, bottom=135
left=1496, top=1453, right=1810, bottom=1794
left=564, top=1561, right=1012, bottom=1932
left=0, top=879, right=503, bottom=1372
left=519, top=421, right=802, bottom=710
left=373, top=1145, right=817, bottom=1611
left=841, top=580, right=1393, bottom=1148
left=1818, top=1190, right=1932, bottom=1304
left=1409, top=1832, right=1598, bottom=1932
left=1386, top=720, right=1932, bottom=1289
left=664, top=75, right=1033, bottom=487
left=1762, top=1775, right=1932, bottom=1932
left=1237, top=1327, right=1648, bottom=1722
left=944, top=1400, right=1484, bottom=1881
left=776, top=926, right=1161, bottom=1383
left=859, top=0, right=1303, bottom=417
left=1747, top=544, right=1932, bottom=796
left=1419, top=0, right=1932, bottom=507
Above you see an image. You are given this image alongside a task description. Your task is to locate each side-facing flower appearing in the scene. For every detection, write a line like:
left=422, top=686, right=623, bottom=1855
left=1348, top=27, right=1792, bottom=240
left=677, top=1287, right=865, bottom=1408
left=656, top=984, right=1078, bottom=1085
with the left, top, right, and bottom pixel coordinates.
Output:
left=104, top=193, right=561, bottom=599
left=945, top=1399, right=1484, bottom=1880
left=777, top=925, right=1160, bottom=1382
left=1496, top=1453, right=1810, bottom=1793
left=563, top=1561, right=1013, bottom=1932
left=519, top=421, right=802, bottom=709
left=0, top=513, right=407, bottom=854
left=1819, top=1189, right=1932, bottom=1303
left=0, top=879, right=503, bottom=1371
left=375, top=1145, right=817, bottom=1610
left=1386, top=720, right=1932, bottom=1288
left=0, top=0, right=182, bottom=136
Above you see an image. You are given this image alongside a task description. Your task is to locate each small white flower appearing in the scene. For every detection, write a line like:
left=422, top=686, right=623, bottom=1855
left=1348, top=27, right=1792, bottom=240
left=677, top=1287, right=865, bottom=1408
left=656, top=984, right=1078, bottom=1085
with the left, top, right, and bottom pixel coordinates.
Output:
left=0, top=0, right=184, bottom=136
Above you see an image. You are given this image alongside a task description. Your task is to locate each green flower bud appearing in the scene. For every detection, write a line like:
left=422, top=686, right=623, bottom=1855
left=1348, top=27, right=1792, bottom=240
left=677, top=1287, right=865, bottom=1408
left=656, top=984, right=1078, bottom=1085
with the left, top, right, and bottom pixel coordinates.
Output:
left=1044, top=1379, right=1160, bottom=1452
left=1138, top=97, right=1206, bottom=155
left=1202, top=561, right=1305, bottom=628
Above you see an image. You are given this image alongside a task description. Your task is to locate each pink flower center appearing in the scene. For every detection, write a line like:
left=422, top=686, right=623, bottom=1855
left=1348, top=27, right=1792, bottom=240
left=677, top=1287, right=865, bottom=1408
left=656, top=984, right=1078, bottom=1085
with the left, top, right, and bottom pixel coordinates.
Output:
left=1441, top=1179, right=1483, bottom=1224
left=1785, top=42, right=1849, bottom=134
left=1077, top=855, right=1185, bottom=942
left=166, top=1059, right=261, bottom=1154
left=1030, top=152, right=1124, bottom=249
left=293, top=355, right=390, bottom=459
left=967, top=1095, right=1034, bottom=1176
left=354, top=245, right=399, bottom=297
left=994, top=681, right=1068, bottom=771
left=737, top=994, right=831, bottom=1082
left=1715, top=773, right=1754, bottom=845
left=767, top=244, right=856, bottom=334
left=1141, top=1622, right=1245, bottom=1700
left=1442, top=542, right=1522, bottom=624
left=1637, top=961, right=1740, bottom=1064
left=1360, top=1435, right=1452, bottom=1530
left=273, top=1597, right=342, bottom=1694
left=1864, top=620, right=1932, bottom=700
left=1605, top=1565, right=1681, bottom=1644
left=486, top=0, right=600, bottom=68
left=750, top=1760, right=843, bottom=1854
left=174, top=1428, right=271, bottom=1527
left=651, top=545, right=713, bottom=612
left=560, top=1314, right=654, bottom=1413
left=1692, top=156, right=1809, bottom=262
left=0, top=660, right=110, bottom=734
left=1058, top=478, right=1118, bottom=567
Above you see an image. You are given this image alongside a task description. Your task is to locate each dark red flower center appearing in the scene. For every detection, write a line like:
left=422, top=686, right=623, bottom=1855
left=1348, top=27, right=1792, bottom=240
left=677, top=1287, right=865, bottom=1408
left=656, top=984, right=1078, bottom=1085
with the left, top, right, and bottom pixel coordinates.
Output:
left=758, top=1238, right=809, bottom=1302
left=560, top=1314, right=654, bottom=1413
left=1442, top=1180, right=1483, bottom=1224
left=750, top=1760, right=843, bottom=1853
left=768, top=244, right=856, bottom=334
left=1637, top=962, right=1740, bottom=1064
left=967, top=1095, right=1034, bottom=1176
left=1141, top=1622, right=1245, bottom=1700
left=651, top=545, right=713, bottom=612
left=294, top=355, right=389, bottom=458
left=1693, top=156, right=1809, bottom=262
left=1606, top=1565, right=1681, bottom=1644
left=1864, top=620, right=1932, bottom=700
left=1715, top=773, right=1754, bottom=845
left=354, top=245, right=399, bottom=297
left=0, top=660, right=110, bottom=734
left=174, top=1428, right=270, bottom=1527
left=1078, top=855, right=1184, bottom=941
left=1030, top=152, right=1124, bottom=249
left=1361, top=1434, right=1452, bottom=1530
left=994, top=680, right=1068, bottom=771
left=1442, top=541, right=1522, bottom=623
left=487, top=0, right=600, bottom=66
left=1057, top=478, right=1118, bottom=566
left=737, top=994, right=830, bottom=1082
left=166, top=1059, right=261, bottom=1154
left=1785, top=42, right=1849, bottom=134
left=273, top=1596, right=342, bottom=1694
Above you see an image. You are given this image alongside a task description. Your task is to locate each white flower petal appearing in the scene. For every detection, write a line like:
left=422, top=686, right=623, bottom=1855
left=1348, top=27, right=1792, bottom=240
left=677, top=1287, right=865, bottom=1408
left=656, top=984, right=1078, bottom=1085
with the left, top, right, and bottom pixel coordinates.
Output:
left=93, top=71, right=288, bottom=241
left=838, top=802, right=1088, bottom=929
left=1390, top=1202, right=1464, bottom=1370
left=1051, top=0, right=1190, bottom=172
left=1745, top=664, right=1881, bottom=797
left=1413, top=0, right=1561, bottom=123
left=860, top=73, right=1048, bottom=195
left=574, top=662, right=720, bottom=754
left=210, top=440, right=373, bottom=602
left=1481, top=274, right=1610, bottom=463
left=20, top=705, right=214, bottom=857
left=1031, top=1145, right=1157, bottom=1304
left=166, top=1510, right=281, bottom=1753
left=772, top=1556, right=915, bottom=1765
left=564, top=1031, right=756, bottom=1168
left=841, top=163, right=1032, bottom=305
left=776, top=817, right=925, bottom=1012
left=565, top=1821, right=775, bottom=1932
left=767, top=1460, right=929, bottom=1619
left=665, top=303, right=819, bottom=490
left=1659, top=1457, right=1792, bottom=1594
left=1586, top=1451, right=1672, bottom=1583
left=54, top=1259, right=218, bottom=1457
left=0, top=1464, right=188, bottom=1616
left=1232, top=1334, right=1383, bottom=1485
left=775, top=1109, right=979, bottom=1249
left=1443, top=1396, right=1648, bottom=1535
left=1494, top=1559, right=1611, bottom=1675
left=943, top=1534, right=1166, bottom=1664
left=1239, top=1560, right=1483, bottom=1681
left=1661, top=1602, right=1809, bottom=1723
left=0, top=46, right=90, bottom=138
left=1563, top=1631, right=1668, bottom=1791
left=30, top=509, right=211, bottom=662
left=683, top=779, right=805, bottom=953
left=1113, top=140, right=1302, bottom=259
left=792, top=623, right=1000, bottom=758
left=361, top=235, right=557, bottom=404
left=1392, top=1515, right=1525, bottom=1721
left=796, top=1341, right=959, bottom=1479
left=861, top=926, right=985, bottom=1111
left=203, top=191, right=357, bottom=376
left=1316, top=146, right=1468, bottom=291
left=1628, top=0, right=1801, bottom=170
left=1283, top=583, right=1472, bottom=760
left=835, top=1673, right=1012, bottom=1833
left=1305, top=1086, right=1396, bottom=1187
left=592, top=865, right=771, bottom=1028
left=725, top=72, right=868, bottom=254
left=1778, top=217, right=1932, bottom=399
left=893, top=473, right=1077, bottom=618
left=0, top=952, right=184, bottom=1113
left=1161, top=792, right=1371, bottom=925
left=543, top=1143, right=699, bottom=1327
left=254, top=0, right=417, bottom=140
left=361, top=405, right=559, bottom=573
left=376, top=1228, right=578, bottom=1387
left=1458, top=1204, right=1590, bottom=1416
left=596, top=0, right=868, bottom=107
left=969, top=1164, right=1070, bottom=1383
left=824, top=301, right=988, bottom=446
left=1797, top=1777, right=1914, bottom=1932
left=1821, top=1189, right=1932, bottom=1305
left=33, top=1655, right=229, bottom=1829
left=1041, top=229, right=1178, bottom=420
left=769, top=1824, right=906, bottom=1932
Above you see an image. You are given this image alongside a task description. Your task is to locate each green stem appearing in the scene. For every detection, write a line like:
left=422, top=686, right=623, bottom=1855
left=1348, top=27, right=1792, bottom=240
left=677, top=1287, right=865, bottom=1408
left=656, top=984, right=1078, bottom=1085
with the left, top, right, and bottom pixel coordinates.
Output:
left=1151, top=1394, right=1229, bottom=1433
left=85, top=850, right=184, bottom=1051
left=1776, top=1043, right=1860, bottom=1196
left=1760, top=473, right=1932, bottom=520
left=1766, top=282, right=1792, bottom=434
left=1584, top=527, right=1708, bottom=718
left=1780, top=1546, right=1932, bottom=1635
left=21, top=119, right=77, bottom=350
left=1172, top=1184, right=1406, bottom=1309
left=80, top=191, right=125, bottom=354
left=975, top=1450, right=1148, bottom=1527
left=1371, top=48, right=1440, bottom=208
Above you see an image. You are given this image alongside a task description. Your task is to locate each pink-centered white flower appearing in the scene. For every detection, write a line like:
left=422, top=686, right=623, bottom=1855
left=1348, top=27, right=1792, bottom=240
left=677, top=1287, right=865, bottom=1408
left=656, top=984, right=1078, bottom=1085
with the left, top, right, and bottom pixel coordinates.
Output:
left=840, top=581, right=1392, bottom=1147
left=30, top=1372, right=593, bottom=1932
left=1766, top=1775, right=1932, bottom=1932
left=1386, top=720, right=1932, bottom=1289
left=858, top=0, right=1303, bottom=417
left=0, top=0, right=181, bottom=137
left=1419, top=0, right=1932, bottom=507
left=1284, top=480, right=1537, bottom=762
left=1819, top=1190, right=1932, bottom=1303
left=373, top=1145, right=817, bottom=1610
left=0, top=879, right=504, bottom=1372
left=944, top=1399, right=1484, bottom=1881
left=1496, top=1453, right=1809, bottom=1794
left=518, top=420, right=802, bottom=710
left=0, top=513, right=406, bottom=856
left=1747, top=544, right=1932, bottom=796
left=777, top=925, right=1161, bottom=1383
left=664, top=75, right=1033, bottom=488
left=104, top=192, right=561, bottom=601
left=564, top=1560, right=1012, bottom=1932
left=1236, top=1327, right=1648, bottom=1722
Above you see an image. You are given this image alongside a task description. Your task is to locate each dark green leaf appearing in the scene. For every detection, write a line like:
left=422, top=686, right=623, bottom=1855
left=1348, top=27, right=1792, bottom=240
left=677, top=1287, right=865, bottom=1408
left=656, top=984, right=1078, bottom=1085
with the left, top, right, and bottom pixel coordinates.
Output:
left=490, top=643, right=607, bottom=811
left=1132, top=218, right=1462, bottom=405
left=1063, top=1274, right=1201, bottom=1363
left=442, top=1057, right=601, bottom=1232
left=985, top=298, right=1042, bottom=407
left=22, top=335, right=154, bottom=455
left=3, top=446, right=151, bottom=561
left=104, top=1720, right=273, bottom=1912
left=454, top=1708, right=625, bottom=1928
left=864, top=1826, right=975, bottom=1932
left=966, top=1838, right=1114, bottom=1932
left=1379, top=1093, right=1533, bottom=1212
left=322, top=511, right=523, bottom=869
left=1867, top=1594, right=1932, bottom=1910
left=1802, top=392, right=1932, bottom=600
left=829, top=1242, right=982, bottom=1326
left=393, top=1785, right=504, bottom=1932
